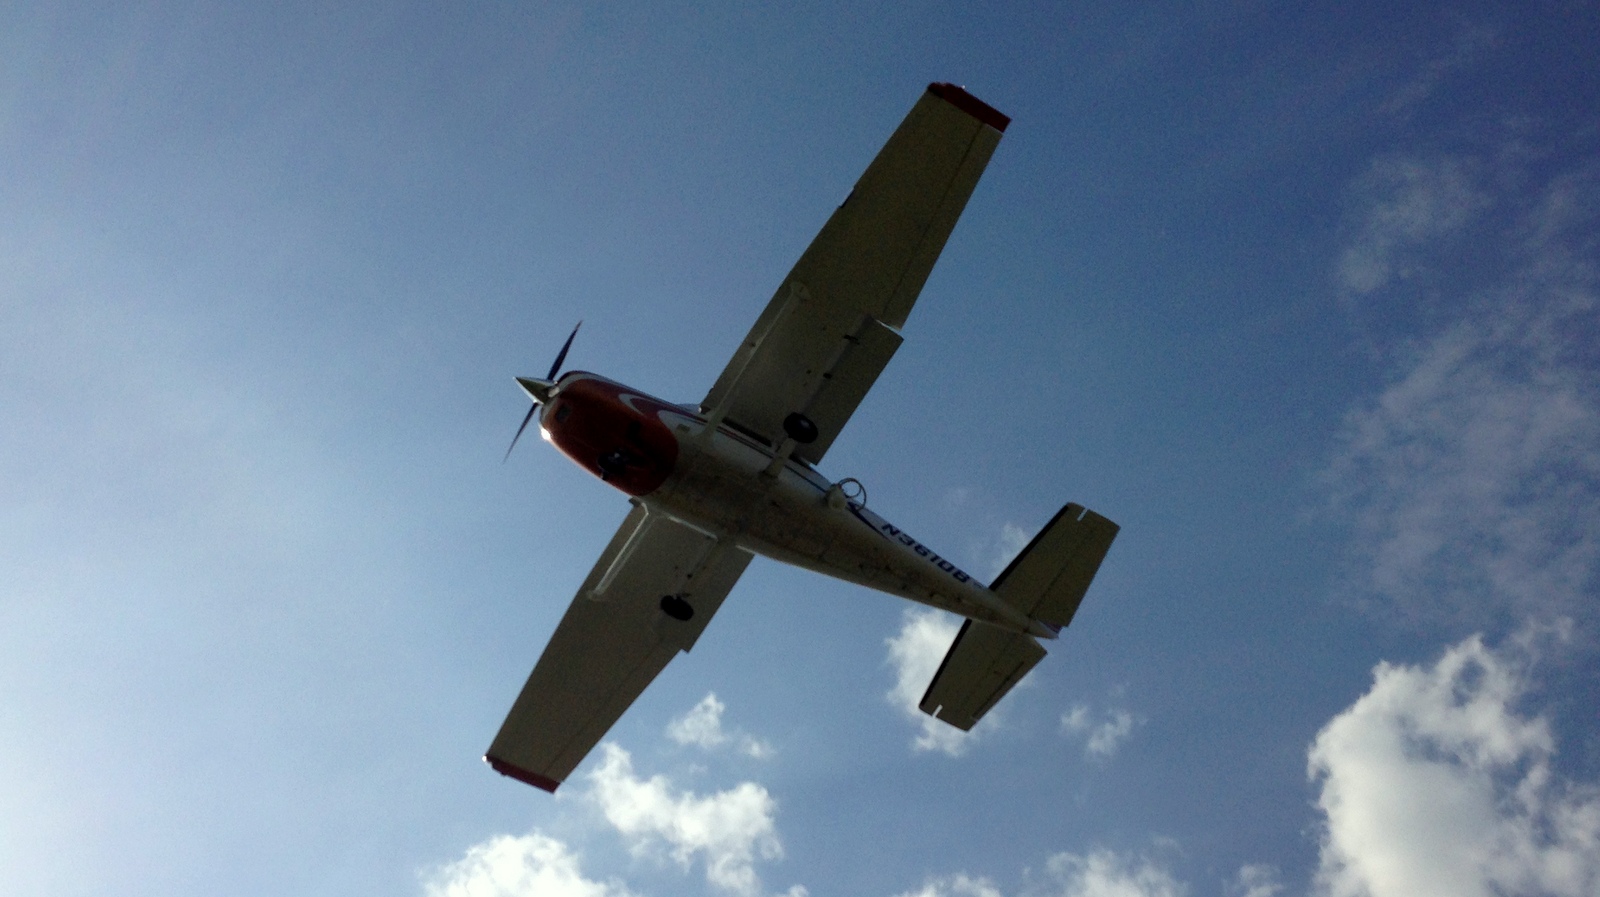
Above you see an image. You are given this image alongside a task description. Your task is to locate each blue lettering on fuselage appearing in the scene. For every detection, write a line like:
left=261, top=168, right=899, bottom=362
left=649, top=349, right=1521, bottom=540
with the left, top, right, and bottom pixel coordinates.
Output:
left=848, top=504, right=971, bottom=584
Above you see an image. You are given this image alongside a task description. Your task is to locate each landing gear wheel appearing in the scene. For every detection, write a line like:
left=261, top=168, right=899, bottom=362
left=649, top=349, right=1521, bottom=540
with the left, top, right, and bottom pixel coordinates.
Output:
left=659, top=594, right=694, bottom=621
left=783, top=412, right=819, bottom=444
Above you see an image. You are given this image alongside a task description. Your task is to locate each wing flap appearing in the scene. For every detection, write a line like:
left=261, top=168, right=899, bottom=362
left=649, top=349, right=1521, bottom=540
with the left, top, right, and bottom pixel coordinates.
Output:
left=796, top=315, right=903, bottom=463
left=918, top=619, right=1046, bottom=731
left=486, top=505, right=752, bottom=791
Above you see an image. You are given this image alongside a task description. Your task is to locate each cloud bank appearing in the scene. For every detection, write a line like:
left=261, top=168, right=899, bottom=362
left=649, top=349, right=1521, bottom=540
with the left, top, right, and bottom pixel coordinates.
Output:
left=907, top=635, right=1599, bottom=897
left=1309, top=634, right=1600, bottom=897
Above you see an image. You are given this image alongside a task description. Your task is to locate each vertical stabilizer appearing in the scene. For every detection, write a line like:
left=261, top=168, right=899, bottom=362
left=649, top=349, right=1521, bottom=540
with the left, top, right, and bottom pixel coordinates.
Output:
left=990, top=503, right=1118, bottom=629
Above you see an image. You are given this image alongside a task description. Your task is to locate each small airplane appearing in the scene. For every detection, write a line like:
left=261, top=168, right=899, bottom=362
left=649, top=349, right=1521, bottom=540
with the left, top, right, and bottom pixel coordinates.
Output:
left=488, top=83, right=1118, bottom=793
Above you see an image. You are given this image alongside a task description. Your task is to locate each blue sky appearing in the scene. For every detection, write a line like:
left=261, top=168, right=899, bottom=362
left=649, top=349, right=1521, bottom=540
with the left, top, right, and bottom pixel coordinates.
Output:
left=4, top=2, right=1599, bottom=896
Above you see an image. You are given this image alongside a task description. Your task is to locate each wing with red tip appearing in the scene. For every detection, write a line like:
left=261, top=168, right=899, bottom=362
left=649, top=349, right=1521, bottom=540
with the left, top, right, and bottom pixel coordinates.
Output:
left=702, top=83, right=1009, bottom=464
left=486, top=503, right=751, bottom=791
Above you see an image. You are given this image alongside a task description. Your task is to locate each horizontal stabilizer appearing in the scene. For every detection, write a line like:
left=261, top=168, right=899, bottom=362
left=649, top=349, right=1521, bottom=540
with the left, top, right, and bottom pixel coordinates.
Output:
left=991, top=503, right=1118, bottom=629
left=919, top=619, right=1046, bottom=731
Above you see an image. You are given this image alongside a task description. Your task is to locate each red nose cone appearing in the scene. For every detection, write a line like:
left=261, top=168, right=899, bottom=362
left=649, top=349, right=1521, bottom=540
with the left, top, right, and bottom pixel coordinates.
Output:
left=541, top=375, right=679, bottom=495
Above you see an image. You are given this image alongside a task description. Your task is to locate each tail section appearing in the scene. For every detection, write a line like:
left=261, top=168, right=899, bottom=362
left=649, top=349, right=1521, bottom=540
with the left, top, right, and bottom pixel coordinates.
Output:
left=918, top=503, right=1118, bottom=731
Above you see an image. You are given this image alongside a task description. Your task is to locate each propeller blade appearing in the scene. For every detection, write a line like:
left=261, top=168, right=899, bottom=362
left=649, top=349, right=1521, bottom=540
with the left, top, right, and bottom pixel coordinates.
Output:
left=503, top=402, right=540, bottom=463
left=506, top=321, right=581, bottom=464
left=546, top=321, right=582, bottom=381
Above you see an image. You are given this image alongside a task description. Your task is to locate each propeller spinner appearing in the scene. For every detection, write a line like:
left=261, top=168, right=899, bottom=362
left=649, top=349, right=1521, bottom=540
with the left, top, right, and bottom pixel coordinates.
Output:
left=504, top=321, right=581, bottom=462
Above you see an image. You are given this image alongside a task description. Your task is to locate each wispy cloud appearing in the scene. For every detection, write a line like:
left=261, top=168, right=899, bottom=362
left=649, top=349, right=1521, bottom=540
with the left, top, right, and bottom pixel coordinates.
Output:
left=893, top=872, right=1004, bottom=897
left=992, top=523, right=1031, bottom=579
left=937, top=487, right=1042, bottom=584
left=1337, top=155, right=1489, bottom=296
left=1060, top=704, right=1141, bottom=760
left=1039, top=849, right=1187, bottom=897
left=666, top=693, right=773, bottom=759
left=895, top=848, right=1184, bottom=897
left=1308, top=632, right=1600, bottom=897
left=884, top=609, right=985, bottom=756
left=1305, top=144, right=1600, bottom=897
left=1325, top=159, right=1600, bottom=632
left=1377, top=24, right=1501, bottom=117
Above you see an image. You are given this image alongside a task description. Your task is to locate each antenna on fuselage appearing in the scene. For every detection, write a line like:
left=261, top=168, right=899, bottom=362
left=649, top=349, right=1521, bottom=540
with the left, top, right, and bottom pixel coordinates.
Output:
left=503, top=320, right=582, bottom=462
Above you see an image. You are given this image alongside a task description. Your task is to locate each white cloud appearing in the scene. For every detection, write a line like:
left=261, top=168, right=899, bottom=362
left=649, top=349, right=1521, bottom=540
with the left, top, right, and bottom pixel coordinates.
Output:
left=667, top=693, right=730, bottom=749
left=885, top=608, right=983, bottom=756
left=1309, top=634, right=1600, bottom=897
left=422, top=832, right=635, bottom=897
left=1060, top=704, right=1141, bottom=760
left=587, top=743, right=799, bottom=897
left=667, top=693, right=773, bottom=759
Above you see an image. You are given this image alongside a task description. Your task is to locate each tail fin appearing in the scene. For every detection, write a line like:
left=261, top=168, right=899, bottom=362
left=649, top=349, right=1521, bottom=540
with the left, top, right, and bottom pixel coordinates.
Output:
left=991, top=503, right=1118, bottom=629
left=917, top=503, right=1117, bottom=731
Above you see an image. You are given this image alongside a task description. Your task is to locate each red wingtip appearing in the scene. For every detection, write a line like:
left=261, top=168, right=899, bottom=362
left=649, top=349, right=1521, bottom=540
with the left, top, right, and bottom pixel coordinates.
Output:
left=927, top=83, right=1010, bottom=132
left=486, top=755, right=561, bottom=793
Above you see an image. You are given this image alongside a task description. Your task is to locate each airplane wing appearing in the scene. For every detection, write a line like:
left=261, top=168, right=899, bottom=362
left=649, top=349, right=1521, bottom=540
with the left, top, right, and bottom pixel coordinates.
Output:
left=702, top=83, right=1009, bottom=464
left=486, top=502, right=753, bottom=792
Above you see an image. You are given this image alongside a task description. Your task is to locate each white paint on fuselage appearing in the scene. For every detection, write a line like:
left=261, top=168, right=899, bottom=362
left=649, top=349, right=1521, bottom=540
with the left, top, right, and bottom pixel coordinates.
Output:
left=643, top=409, right=1035, bottom=634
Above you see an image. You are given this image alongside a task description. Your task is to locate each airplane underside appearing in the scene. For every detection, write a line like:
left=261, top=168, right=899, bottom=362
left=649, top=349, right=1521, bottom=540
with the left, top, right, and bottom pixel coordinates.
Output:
left=644, top=400, right=1054, bottom=638
left=485, top=83, right=1117, bottom=793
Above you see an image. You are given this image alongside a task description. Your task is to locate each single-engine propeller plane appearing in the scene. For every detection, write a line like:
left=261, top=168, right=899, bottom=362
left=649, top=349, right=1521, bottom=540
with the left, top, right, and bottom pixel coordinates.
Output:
left=489, top=83, right=1118, bottom=793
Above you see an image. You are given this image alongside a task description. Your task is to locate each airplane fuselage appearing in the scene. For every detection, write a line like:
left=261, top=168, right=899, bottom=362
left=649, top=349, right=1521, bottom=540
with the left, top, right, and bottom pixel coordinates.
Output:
left=540, top=371, right=1051, bottom=637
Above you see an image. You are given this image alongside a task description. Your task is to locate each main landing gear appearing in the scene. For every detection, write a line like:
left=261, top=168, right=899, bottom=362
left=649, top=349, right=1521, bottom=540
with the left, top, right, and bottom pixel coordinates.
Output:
left=783, top=412, right=818, bottom=444
left=659, top=594, right=694, bottom=621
